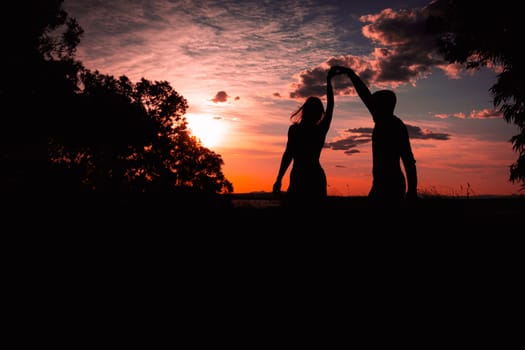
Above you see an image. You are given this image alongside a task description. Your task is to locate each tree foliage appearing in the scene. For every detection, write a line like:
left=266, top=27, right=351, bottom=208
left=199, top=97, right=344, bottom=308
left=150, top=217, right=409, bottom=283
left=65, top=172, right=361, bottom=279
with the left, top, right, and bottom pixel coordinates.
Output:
left=0, top=0, right=233, bottom=195
left=426, top=0, right=525, bottom=189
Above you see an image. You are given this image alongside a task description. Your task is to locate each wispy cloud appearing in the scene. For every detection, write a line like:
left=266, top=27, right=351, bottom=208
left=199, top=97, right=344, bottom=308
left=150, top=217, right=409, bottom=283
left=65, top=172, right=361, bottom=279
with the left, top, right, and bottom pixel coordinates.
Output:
left=433, top=109, right=502, bottom=120
left=469, top=109, right=502, bottom=119
left=406, top=124, right=450, bottom=140
left=325, top=123, right=449, bottom=154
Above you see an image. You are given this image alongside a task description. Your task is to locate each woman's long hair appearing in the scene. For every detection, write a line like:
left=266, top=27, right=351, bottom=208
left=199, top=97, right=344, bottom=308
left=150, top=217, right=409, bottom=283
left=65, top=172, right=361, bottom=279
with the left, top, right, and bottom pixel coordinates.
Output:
left=290, top=97, right=325, bottom=125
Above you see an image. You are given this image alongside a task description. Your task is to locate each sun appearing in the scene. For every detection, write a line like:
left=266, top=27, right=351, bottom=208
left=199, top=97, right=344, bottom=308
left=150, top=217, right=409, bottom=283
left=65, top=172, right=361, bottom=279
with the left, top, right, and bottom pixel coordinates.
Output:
left=186, top=113, right=227, bottom=148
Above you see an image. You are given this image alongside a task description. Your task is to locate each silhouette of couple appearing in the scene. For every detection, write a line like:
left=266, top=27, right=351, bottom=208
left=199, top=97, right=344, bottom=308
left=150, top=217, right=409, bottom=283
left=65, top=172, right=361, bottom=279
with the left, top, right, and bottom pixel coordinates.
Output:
left=273, top=65, right=418, bottom=210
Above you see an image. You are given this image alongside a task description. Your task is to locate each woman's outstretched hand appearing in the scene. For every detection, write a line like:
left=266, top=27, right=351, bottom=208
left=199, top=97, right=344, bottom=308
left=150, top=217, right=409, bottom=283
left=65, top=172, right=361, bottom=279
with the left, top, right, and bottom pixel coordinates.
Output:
left=330, top=65, right=353, bottom=75
left=328, top=66, right=342, bottom=79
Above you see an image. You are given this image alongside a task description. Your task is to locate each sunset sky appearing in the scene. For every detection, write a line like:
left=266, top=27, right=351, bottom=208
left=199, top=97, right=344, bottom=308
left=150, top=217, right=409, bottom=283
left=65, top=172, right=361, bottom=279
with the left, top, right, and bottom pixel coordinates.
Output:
left=62, top=0, right=523, bottom=196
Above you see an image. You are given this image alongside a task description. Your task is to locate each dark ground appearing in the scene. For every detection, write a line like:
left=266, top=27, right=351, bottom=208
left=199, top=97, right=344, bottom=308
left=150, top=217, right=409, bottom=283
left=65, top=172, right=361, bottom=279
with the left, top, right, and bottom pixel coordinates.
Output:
left=2, top=193, right=522, bottom=284
left=225, top=193, right=524, bottom=229
left=3, top=192, right=523, bottom=232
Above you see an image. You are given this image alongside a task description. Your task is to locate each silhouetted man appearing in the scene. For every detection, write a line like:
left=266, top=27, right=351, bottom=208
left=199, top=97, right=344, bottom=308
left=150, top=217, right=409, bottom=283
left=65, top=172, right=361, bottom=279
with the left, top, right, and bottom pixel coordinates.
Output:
left=332, top=66, right=418, bottom=208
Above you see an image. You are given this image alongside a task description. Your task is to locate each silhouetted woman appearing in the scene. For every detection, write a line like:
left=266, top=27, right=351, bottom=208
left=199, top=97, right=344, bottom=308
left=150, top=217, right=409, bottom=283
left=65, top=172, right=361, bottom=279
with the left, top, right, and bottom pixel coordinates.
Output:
left=332, top=65, right=417, bottom=206
left=272, top=67, right=338, bottom=208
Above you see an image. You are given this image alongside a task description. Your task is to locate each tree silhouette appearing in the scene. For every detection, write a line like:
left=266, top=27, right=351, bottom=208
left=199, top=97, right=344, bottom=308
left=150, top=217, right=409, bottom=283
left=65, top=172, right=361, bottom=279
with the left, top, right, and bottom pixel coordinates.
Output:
left=54, top=70, right=233, bottom=194
left=0, top=0, right=233, bottom=196
left=426, top=0, right=525, bottom=190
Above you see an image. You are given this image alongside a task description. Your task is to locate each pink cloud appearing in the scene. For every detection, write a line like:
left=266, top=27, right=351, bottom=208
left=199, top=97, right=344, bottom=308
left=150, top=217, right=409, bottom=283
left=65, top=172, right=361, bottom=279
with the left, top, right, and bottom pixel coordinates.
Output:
left=469, top=109, right=502, bottom=119
left=212, top=91, right=229, bottom=103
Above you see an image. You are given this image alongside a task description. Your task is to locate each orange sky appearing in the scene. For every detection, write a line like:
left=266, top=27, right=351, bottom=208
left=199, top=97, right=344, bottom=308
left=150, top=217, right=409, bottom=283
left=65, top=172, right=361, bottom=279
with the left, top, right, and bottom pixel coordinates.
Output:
left=63, top=0, right=523, bottom=196
left=207, top=104, right=520, bottom=197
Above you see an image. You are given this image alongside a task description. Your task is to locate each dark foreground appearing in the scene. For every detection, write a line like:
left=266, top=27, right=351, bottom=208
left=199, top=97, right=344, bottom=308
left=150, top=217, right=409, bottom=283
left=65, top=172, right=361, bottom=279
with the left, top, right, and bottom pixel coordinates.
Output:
left=227, top=194, right=524, bottom=229
left=3, top=193, right=522, bottom=278
left=4, top=193, right=523, bottom=231
left=3, top=193, right=520, bottom=328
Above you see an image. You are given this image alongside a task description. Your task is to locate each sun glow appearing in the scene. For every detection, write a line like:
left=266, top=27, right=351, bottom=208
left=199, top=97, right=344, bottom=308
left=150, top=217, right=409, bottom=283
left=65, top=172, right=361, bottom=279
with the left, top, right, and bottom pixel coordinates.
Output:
left=186, top=113, right=227, bottom=148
